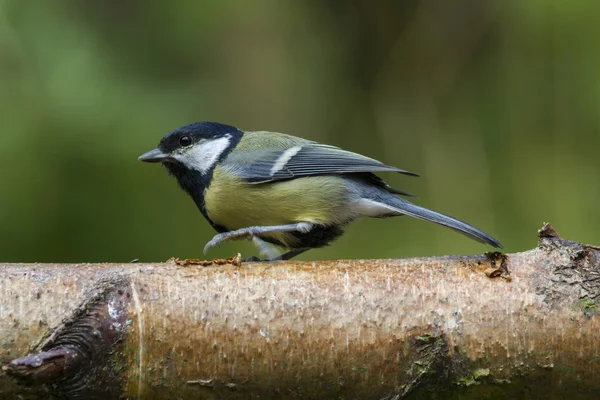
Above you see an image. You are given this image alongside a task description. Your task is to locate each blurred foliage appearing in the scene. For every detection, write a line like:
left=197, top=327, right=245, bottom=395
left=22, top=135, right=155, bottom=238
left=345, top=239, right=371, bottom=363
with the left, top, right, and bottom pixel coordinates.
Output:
left=0, top=0, right=598, bottom=262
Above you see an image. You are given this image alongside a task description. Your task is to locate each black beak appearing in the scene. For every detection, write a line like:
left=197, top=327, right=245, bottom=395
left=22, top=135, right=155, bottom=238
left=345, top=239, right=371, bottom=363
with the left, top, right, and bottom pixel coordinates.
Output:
left=138, top=148, right=168, bottom=163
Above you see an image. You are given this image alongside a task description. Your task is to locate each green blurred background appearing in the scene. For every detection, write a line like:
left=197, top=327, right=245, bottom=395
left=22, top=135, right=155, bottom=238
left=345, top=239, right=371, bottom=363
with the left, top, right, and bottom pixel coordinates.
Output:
left=1, top=0, right=598, bottom=263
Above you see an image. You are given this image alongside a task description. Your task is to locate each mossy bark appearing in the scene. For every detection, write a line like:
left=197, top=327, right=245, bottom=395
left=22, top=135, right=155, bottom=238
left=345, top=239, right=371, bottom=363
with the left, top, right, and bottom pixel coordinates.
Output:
left=1, top=224, right=599, bottom=399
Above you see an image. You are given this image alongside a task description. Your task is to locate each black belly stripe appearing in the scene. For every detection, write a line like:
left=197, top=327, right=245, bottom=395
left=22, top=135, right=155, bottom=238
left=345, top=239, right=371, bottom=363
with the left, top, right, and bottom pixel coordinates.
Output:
left=260, top=225, right=345, bottom=249
left=164, top=130, right=243, bottom=234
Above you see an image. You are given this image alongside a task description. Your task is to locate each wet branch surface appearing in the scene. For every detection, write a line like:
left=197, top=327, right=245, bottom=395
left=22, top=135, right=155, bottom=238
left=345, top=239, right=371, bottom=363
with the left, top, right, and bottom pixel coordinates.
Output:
left=1, top=224, right=599, bottom=399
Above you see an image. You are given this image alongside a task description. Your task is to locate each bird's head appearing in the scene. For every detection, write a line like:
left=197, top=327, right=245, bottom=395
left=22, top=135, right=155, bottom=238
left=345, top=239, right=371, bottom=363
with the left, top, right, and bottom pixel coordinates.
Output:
left=138, top=122, right=242, bottom=175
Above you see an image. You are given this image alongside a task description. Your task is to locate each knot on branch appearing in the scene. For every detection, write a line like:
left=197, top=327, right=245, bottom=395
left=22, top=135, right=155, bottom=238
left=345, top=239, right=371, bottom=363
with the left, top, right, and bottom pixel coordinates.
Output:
left=536, top=223, right=600, bottom=308
left=5, top=278, right=132, bottom=400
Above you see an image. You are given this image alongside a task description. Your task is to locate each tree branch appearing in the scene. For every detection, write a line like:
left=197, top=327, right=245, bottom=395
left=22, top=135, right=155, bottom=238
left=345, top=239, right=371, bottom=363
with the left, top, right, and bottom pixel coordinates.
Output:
left=1, top=224, right=599, bottom=399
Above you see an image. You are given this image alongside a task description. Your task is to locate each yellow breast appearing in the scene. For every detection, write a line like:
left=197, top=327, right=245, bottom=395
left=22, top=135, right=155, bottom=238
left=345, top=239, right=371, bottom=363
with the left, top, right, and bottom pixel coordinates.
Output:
left=204, top=166, right=350, bottom=246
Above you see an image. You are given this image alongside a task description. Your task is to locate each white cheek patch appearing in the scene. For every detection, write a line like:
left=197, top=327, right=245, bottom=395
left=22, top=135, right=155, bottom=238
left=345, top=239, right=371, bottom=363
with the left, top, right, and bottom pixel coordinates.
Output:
left=174, top=136, right=231, bottom=174
left=270, top=146, right=302, bottom=176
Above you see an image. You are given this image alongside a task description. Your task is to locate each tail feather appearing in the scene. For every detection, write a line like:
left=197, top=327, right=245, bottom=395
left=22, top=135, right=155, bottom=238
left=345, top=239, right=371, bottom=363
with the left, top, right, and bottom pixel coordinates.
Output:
left=381, top=198, right=503, bottom=248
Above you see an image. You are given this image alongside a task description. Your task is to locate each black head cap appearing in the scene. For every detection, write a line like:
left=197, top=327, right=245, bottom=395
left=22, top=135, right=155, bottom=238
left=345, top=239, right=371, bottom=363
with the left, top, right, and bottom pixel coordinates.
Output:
left=158, top=122, right=241, bottom=153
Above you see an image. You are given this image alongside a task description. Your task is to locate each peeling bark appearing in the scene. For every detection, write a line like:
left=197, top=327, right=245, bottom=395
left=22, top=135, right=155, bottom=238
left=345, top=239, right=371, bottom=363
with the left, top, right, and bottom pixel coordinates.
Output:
left=1, top=224, right=599, bottom=399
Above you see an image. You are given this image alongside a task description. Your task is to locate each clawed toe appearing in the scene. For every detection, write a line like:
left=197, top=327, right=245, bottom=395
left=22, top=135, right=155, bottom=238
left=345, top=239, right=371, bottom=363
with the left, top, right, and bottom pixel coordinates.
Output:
left=203, top=238, right=220, bottom=255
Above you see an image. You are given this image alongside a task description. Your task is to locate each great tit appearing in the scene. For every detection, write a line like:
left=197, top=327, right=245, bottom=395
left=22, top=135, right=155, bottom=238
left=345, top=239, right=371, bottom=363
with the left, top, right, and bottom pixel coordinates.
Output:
left=139, top=122, right=502, bottom=261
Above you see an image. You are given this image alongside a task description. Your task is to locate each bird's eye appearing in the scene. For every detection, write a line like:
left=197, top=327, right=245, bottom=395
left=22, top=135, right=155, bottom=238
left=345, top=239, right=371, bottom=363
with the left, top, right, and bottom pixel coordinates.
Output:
left=179, top=135, right=192, bottom=147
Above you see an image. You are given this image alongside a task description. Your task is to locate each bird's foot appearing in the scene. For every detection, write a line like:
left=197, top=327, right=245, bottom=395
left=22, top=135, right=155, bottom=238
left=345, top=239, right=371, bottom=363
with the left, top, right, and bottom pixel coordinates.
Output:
left=203, top=231, right=253, bottom=254
left=204, top=232, right=241, bottom=254
left=242, top=248, right=310, bottom=262
left=202, top=236, right=222, bottom=255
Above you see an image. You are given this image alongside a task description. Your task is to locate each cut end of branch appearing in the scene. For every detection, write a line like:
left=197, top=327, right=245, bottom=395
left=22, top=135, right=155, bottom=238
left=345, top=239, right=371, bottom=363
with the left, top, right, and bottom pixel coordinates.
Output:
left=538, top=222, right=561, bottom=239
left=5, top=278, right=132, bottom=398
left=4, top=347, right=82, bottom=383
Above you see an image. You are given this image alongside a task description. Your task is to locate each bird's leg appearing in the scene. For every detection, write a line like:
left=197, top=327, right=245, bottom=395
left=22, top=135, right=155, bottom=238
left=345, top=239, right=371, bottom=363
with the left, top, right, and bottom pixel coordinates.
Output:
left=251, top=237, right=281, bottom=259
left=270, top=248, right=309, bottom=261
left=242, top=237, right=280, bottom=262
left=243, top=248, right=310, bottom=262
left=203, top=222, right=313, bottom=255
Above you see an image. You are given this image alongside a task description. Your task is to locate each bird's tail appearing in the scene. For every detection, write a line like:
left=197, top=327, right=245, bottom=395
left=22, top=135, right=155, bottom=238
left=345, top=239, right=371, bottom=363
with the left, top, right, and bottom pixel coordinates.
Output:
left=379, top=195, right=503, bottom=248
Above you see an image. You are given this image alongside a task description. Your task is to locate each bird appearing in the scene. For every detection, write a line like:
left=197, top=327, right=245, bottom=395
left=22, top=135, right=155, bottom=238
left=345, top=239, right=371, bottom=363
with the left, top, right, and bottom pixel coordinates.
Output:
left=139, top=122, right=502, bottom=261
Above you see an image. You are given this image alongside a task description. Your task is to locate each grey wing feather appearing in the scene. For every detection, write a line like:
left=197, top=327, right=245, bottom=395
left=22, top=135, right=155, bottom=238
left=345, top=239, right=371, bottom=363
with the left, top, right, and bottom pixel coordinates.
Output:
left=228, top=143, right=419, bottom=184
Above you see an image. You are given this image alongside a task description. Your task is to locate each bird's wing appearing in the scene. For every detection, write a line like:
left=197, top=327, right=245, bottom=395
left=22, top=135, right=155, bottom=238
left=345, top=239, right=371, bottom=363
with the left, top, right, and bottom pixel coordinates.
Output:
left=223, top=134, right=418, bottom=184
